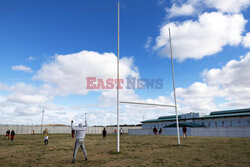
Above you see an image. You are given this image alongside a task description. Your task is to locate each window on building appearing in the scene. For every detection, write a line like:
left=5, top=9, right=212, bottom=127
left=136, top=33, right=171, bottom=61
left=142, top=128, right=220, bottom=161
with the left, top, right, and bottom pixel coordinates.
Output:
left=215, top=122, right=217, bottom=127
left=222, top=121, right=224, bottom=127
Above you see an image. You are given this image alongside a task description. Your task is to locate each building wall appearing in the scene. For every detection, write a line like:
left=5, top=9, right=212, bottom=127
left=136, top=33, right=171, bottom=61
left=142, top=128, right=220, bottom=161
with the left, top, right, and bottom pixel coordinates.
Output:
left=129, top=127, right=250, bottom=137
left=142, top=116, right=250, bottom=129
left=193, top=117, right=250, bottom=127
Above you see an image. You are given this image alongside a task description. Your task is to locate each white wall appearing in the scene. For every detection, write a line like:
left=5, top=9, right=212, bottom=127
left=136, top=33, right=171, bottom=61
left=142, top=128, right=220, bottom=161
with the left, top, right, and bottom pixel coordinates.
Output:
left=128, top=127, right=250, bottom=137
left=0, top=125, right=141, bottom=135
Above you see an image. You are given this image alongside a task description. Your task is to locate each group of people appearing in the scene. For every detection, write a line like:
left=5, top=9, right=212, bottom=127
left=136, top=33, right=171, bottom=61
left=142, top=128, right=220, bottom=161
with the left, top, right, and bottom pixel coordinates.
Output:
left=102, top=127, right=123, bottom=139
left=4, top=121, right=188, bottom=164
left=153, top=125, right=188, bottom=139
left=153, top=126, right=163, bottom=135
left=5, top=129, right=15, bottom=142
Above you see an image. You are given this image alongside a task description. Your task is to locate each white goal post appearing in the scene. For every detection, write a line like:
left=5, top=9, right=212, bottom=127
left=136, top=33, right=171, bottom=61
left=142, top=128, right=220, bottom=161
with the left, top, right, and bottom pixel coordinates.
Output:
left=116, top=1, right=180, bottom=153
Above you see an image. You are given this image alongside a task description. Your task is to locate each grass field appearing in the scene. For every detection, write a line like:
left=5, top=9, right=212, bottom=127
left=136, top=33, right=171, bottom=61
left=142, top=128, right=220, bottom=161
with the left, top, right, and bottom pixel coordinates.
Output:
left=0, top=134, right=250, bottom=167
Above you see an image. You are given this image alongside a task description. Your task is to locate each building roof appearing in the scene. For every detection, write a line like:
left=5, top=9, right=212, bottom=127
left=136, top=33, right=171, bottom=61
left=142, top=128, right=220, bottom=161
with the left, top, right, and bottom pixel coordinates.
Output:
left=158, top=115, right=181, bottom=120
left=163, top=122, right=205, bottom=128
left=141, top=108, right=250, bottom=123
left=209, top=108, right=250, bottom=115
left=200, top=112, right=250, bottom=119
left=141, top=117, right=178, bottom=123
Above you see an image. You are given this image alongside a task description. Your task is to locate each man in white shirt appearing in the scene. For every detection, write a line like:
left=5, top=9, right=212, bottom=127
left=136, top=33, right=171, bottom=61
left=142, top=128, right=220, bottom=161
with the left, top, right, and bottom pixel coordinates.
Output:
left=71, top=120, right=88, bottom=163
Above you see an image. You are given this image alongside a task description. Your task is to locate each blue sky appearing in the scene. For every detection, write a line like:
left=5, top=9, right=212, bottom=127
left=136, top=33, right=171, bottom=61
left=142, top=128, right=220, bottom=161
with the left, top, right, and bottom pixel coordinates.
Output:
left=0, top=0, right=250, bottom=125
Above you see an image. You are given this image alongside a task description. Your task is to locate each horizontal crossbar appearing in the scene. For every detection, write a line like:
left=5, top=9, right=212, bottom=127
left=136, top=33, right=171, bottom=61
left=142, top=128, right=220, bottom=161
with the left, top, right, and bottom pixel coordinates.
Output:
left=119, top=101, right=176, bottom=108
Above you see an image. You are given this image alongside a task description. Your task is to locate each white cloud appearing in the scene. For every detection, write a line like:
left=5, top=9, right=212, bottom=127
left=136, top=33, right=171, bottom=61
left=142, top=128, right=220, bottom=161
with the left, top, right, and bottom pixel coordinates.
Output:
left=166, top=52, right=250, bottom=112
left=176, top=82, right=225, bottom=112
left=204, top=0, right=250, bottom=13
left=242, top=33, right=250, bottom=48
left=0, top=50, right=145, bottom=125
left=12, top=65, right=32, bottom=73
left=8, top=94, right=49, bottom=104
left=144, top=37, right=152, bottom=49
left=28, top=56, right=35, bottom=61
left=154, top=12, right=246, bottom=61
left=4, top=83, right=53, bottom=104
left=203, top=52, right=250, bottom=87
left=167, top=0, right=250, bottom=18
left=167, top=3, right=196, bottom=17
left=33, top=50, right=139, bottom=96
left=202, top=52, right=250, bottom=108
left=4, top=49, right=250, bottom=125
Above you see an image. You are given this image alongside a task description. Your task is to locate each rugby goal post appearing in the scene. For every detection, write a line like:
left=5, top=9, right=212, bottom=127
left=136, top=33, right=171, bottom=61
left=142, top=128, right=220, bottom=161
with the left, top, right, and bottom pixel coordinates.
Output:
left=116, top=1, right=180, bottom=153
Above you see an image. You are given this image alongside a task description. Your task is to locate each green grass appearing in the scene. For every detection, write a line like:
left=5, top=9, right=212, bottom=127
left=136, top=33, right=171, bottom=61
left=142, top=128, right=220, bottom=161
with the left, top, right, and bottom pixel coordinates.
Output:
left=0, top=134, right=250, bottom=166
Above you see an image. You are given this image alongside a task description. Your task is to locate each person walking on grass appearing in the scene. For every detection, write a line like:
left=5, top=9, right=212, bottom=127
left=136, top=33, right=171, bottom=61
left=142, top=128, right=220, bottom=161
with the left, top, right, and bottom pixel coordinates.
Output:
left=72, top=130, right=75, bottom=138
left=43, top=128, right=49, bottom=145
left=102, top=128, right=107, bottom=139
left=183, top=125, right=187, bottom=139
left=159, top=128, right=162, bottom=135
left=44, top=133, right=48, bottom=145
left=120, top=128, right=123, bottom=135
left=153, top=126, right=158, bottom=136
left=71, top=120, right=88, bottom=163
left=10, top=130, right=15, bottom=142
left=6, top=130, right=10, bottom=140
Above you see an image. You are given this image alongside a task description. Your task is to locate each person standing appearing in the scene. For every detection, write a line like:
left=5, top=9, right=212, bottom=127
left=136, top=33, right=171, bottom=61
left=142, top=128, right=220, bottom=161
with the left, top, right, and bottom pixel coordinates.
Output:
left=43, top=128, right=49, bottom=145
left=120, top=128, right=123, bottom=135
left=153, top=126, right=158, bottom=136
left=72, top=130, right=75, bottom=138
left=102, top=128, right=107, bottom=139
left=10, top=130, right=15, bottom=142
left=44, top=134, right=48, bottom=145
left=33, top=130, right=35, bottom=135
left=71, top=120, right=88, bottom=163
left=183, top=126, right=187, bottom=139
left=6, top=130, right=10, bottom=140
left=159, top=128, right=162, bottom=135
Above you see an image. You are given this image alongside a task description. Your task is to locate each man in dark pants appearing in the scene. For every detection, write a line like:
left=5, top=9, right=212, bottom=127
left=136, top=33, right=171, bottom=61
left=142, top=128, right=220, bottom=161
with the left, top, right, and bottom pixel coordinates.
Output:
left=11, top=130, right=15, bottom=142
left=183, top=126, right=187, bottom=139
left=102, top=128, right=107, bottom=139
left=6, top=130, right=10, bottom=140
left=153, top=126, right=158, bottom=136
left=71, top=120, right=88, bottom=163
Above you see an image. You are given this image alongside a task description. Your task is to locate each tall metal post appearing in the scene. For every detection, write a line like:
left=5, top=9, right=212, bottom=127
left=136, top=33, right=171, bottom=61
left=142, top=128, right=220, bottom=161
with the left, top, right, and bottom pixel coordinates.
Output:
left=41, top=105, right=45, bottom=134
left=169, top=28, right=181, bottom=145
left=11, top=110, right=14, bottom=130
left=117, top=0, right=120, bottom=153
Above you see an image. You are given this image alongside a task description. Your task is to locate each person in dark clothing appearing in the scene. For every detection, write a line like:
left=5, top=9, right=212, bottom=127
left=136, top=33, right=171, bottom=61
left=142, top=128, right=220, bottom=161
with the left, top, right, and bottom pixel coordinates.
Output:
left=102, top=128, right=107, bottom=139
left=182, top=126, right=187, bottom=139
left=10, top=130, right=15, bottom=142
left=153, top=126, right=158, bottom=136
left=159, top=128, right=162, bottom=135
left=120, top=128, right=124, bottom=135
left=72, top=130, right=75, bottom=138
left=6, top=130, right=10, bottom=140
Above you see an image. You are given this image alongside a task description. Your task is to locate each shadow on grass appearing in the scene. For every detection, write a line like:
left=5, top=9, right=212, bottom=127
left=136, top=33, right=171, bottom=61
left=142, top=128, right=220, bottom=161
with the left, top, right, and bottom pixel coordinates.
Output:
left=109, top=151, right=122, bottom=155
left=167, top=144, right=189, bottom=147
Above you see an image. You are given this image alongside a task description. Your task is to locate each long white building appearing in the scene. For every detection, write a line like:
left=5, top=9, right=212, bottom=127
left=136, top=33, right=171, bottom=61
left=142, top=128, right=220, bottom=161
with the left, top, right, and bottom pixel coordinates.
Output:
left=129, top=108, right=250, bottom=137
